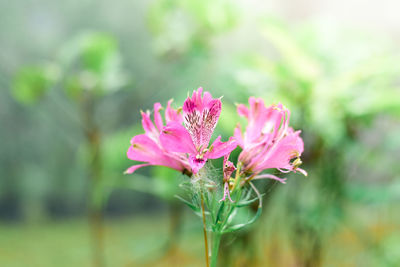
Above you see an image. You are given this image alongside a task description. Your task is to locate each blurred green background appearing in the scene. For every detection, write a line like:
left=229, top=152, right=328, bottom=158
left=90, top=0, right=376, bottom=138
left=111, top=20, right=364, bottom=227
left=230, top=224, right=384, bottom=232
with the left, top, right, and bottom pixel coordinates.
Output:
left=1, top=0, right=400, bottom=266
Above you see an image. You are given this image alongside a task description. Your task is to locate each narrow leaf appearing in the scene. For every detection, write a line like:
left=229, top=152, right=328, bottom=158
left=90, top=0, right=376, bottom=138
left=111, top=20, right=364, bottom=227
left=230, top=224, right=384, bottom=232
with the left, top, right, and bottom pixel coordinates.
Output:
left=222, top=205, right=262, bottom=233
left=174, top=195, right=200, bottom=212
left=236, top=194, right=265, bottom=207
left=215, top=201, right=225, bottom=225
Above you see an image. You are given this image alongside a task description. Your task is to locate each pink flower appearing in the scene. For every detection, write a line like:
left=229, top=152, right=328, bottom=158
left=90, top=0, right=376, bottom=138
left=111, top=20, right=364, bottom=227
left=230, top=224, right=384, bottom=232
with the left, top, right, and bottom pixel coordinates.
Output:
left=220, top=154, right=236, bottom=202
left=223, top=154, right=236, bottom=181
left=125, top=100, right=192, bottom=175
left=235, top=97, right=306, bottom=181
left=160, top=88, right=237, bottom=174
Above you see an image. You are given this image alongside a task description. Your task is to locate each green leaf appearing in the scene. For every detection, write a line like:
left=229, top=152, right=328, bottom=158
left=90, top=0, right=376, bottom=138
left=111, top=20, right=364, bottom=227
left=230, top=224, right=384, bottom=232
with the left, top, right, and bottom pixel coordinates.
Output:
left=214, top=201, right=225, bottom=225
left=175, top=195, right=200, bottom=212
left=236, top=194, right=265, bottom=207
left=222, top=186, right=263, bottom=233
left=222, top=203, right=262, bottom=233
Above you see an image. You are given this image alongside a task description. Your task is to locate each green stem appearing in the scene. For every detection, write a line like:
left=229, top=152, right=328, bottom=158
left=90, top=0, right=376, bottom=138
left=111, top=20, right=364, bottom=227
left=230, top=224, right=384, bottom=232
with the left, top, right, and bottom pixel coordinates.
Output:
left=210, top=232, right=222, bottom=267
left=200, top=193, right=210, bottom=267
left=231, top=163, right=242, bottom=192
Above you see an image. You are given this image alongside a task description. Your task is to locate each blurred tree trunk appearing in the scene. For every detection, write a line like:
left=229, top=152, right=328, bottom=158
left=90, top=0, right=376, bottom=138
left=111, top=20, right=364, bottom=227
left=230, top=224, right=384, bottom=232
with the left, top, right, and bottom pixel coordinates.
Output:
left=166, top=201, right=184, bottom=251
left=83, top=94, right=105, bottom=267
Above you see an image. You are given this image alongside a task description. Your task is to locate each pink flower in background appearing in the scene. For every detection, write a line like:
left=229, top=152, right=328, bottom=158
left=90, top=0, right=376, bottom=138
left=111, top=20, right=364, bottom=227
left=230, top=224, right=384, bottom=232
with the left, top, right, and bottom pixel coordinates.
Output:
left=160, top=88, right=237, bottom=174
left=125, top=100, right=192, bottom=175
left=235, top=97, right=306, bottom=181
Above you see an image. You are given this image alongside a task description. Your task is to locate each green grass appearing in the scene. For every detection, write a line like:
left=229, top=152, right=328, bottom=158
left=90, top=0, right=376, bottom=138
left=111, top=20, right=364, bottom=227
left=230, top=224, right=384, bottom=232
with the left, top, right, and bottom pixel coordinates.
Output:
left=1, top=206, right=399, bottom=267
left=0, top=213, right=204, bottom=267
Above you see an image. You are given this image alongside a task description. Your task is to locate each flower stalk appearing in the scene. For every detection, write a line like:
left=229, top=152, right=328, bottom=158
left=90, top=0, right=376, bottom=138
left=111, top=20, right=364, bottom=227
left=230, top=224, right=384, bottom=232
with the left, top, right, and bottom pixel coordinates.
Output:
left=200, top=191, right=210, bottom=267
left=210, top=232, right=222, bottom=267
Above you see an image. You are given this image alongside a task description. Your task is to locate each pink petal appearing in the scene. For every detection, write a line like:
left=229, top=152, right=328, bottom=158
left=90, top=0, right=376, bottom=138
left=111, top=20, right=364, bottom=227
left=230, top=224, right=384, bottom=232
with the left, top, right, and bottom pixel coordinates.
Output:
left=160, top=122, right=196, bottom=154
left=234, top=124, right=244, bottom=148
left=183, top=88, right=222, bottom=148
left=237, top=104, right=249, bottom=118
left=165, top=99, right=183, bottom=124
left=255, top=130, right=304, bottom=171
left=246, top=97, right=269, bottom=142
left=253, top=174, right=287, bottom=184
left=124, top=163, right=151, bottom=174
left=194, top=87, right=204, bottom=108
left=153, top=102, right=163, bottom=131
left=206, top=136, right=237, bottom=159
left=141, top=111, right=158, bottom=138
left=200, top=99, right=221, bottom=146
left=242, top=99, right=289, bottom=146
left=189, top=154, right=206, bottom=174
left=207, top=99, right=221, bottom=117
left=127, top=134, right=163, bottom=163
left=202, top=90, right=213, bottom=108
left=127, top=134, right=189, bottom=172
left=273, top=104, right=290, bottom=140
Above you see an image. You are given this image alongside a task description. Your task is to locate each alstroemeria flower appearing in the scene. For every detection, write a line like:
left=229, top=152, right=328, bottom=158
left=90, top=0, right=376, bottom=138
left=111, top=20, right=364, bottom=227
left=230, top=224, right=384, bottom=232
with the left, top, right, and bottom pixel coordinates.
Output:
left=235, top=97, right=306, bottom=181
left=220, top=154, right=236, bottom=202
left=160, top=88, right=237, bottom=174
left=125, top=100, right=192, bottom=175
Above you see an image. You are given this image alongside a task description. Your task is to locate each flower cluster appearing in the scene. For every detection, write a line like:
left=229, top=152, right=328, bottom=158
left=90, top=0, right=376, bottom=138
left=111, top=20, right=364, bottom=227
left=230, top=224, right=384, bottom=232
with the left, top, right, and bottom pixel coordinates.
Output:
left=126, top=88, right=306, bottom=201
left=125, top=87, right=306, bottom=267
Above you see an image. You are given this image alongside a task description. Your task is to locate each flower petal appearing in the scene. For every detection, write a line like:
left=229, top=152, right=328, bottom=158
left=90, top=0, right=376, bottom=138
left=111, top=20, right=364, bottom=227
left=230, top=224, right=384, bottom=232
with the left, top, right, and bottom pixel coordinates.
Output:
left=200, top=99, right=221, bottom=146
left=234, top=124, right=244, bottom=148
left=189, top=154, right=206, bottom=174
left=183, top=88, right=221, bottom=148
left=124, top=163, right=151, bottom=174
left=206, top=136, right=237, bottom=159
left=153, top=102, right=163, bottom=131
left=202, top=90, right=212, bottom=105
left=141, top=110, right=158, bottom=139
left=128, top=134, right=190, bottom=172
left=127, top=134, right=163, bottom=163
left=255, top=129, right=304, bottom=172
left=253, top=174, right=287, bottom=184
left=160, top=122, right=197, bottom=154
left=237, top=103, right=249, bottom=118
left=165, top=99, right=183, bottom=124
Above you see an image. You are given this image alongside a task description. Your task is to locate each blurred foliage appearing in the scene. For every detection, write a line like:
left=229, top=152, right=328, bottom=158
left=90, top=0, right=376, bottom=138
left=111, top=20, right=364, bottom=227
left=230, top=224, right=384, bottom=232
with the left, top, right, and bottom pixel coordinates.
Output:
left=148, top=0, right=238, bottom=56
left=60, top=32, right=127, bottom=99
left=12, top=64, right=59, bottom=105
